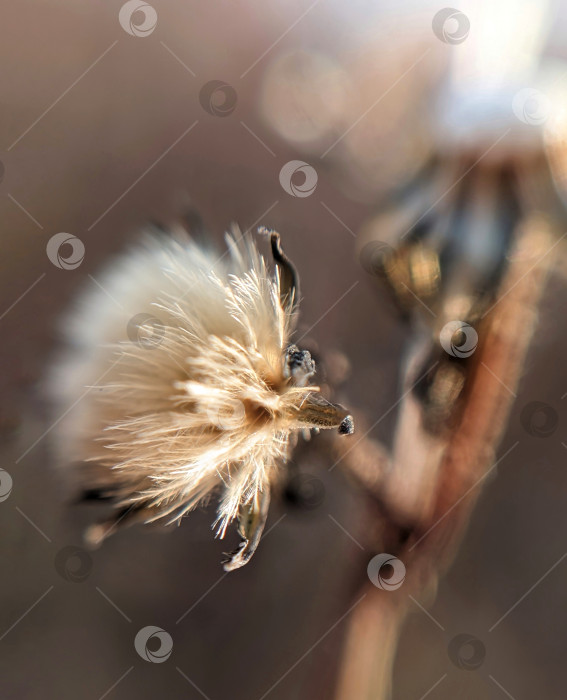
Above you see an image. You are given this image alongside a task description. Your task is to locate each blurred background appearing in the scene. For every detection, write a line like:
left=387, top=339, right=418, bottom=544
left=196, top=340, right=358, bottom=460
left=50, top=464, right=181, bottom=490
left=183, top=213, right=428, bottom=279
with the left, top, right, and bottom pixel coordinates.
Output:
left=1, top=1, right=567, bottom=698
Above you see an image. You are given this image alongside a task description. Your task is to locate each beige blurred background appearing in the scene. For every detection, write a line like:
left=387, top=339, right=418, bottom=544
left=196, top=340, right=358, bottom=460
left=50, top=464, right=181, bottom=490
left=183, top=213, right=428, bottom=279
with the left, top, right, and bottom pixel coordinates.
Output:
left=1, top=1, right=567, bottom=698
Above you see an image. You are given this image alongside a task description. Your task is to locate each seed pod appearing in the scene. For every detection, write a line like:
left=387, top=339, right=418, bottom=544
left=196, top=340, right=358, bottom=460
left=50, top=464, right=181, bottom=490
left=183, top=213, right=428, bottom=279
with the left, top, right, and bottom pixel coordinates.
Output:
left=48, top=224, right=354, bottom=569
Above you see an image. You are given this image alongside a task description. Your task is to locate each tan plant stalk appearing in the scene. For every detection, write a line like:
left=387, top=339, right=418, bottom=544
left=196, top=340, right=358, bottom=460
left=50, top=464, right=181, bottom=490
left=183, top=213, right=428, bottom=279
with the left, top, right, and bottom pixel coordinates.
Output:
left=333, top=218, right=556, bottom=699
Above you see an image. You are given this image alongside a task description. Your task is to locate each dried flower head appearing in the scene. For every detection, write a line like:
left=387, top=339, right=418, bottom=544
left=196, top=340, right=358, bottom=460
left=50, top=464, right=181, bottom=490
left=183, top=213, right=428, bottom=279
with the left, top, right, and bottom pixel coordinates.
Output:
left=48, top=225, right=353, bottom=570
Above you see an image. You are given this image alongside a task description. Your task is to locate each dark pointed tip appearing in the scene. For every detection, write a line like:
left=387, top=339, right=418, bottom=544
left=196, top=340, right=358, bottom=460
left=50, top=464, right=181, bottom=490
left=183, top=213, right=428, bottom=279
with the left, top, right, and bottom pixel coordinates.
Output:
left=222, top=540, right=252, bottom=572
left=338, top=415, right=354, bottom=435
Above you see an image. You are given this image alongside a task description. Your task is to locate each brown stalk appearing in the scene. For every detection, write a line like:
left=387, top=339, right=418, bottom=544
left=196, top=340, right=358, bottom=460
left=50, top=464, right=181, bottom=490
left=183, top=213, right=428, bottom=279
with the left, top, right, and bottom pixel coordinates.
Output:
left=332, top=220, right=556, bottom=699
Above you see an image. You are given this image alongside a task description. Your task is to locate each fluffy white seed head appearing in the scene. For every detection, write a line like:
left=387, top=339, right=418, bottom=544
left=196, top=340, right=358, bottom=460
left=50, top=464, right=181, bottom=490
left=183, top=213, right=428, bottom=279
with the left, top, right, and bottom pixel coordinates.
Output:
left=48, top=227, right=353, bottom=557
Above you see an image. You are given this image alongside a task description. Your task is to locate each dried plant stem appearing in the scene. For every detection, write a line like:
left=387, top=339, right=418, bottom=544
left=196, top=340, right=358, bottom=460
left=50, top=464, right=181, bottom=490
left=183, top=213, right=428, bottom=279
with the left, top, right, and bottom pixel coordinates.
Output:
left=334, top=221, right=556, bottom=700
